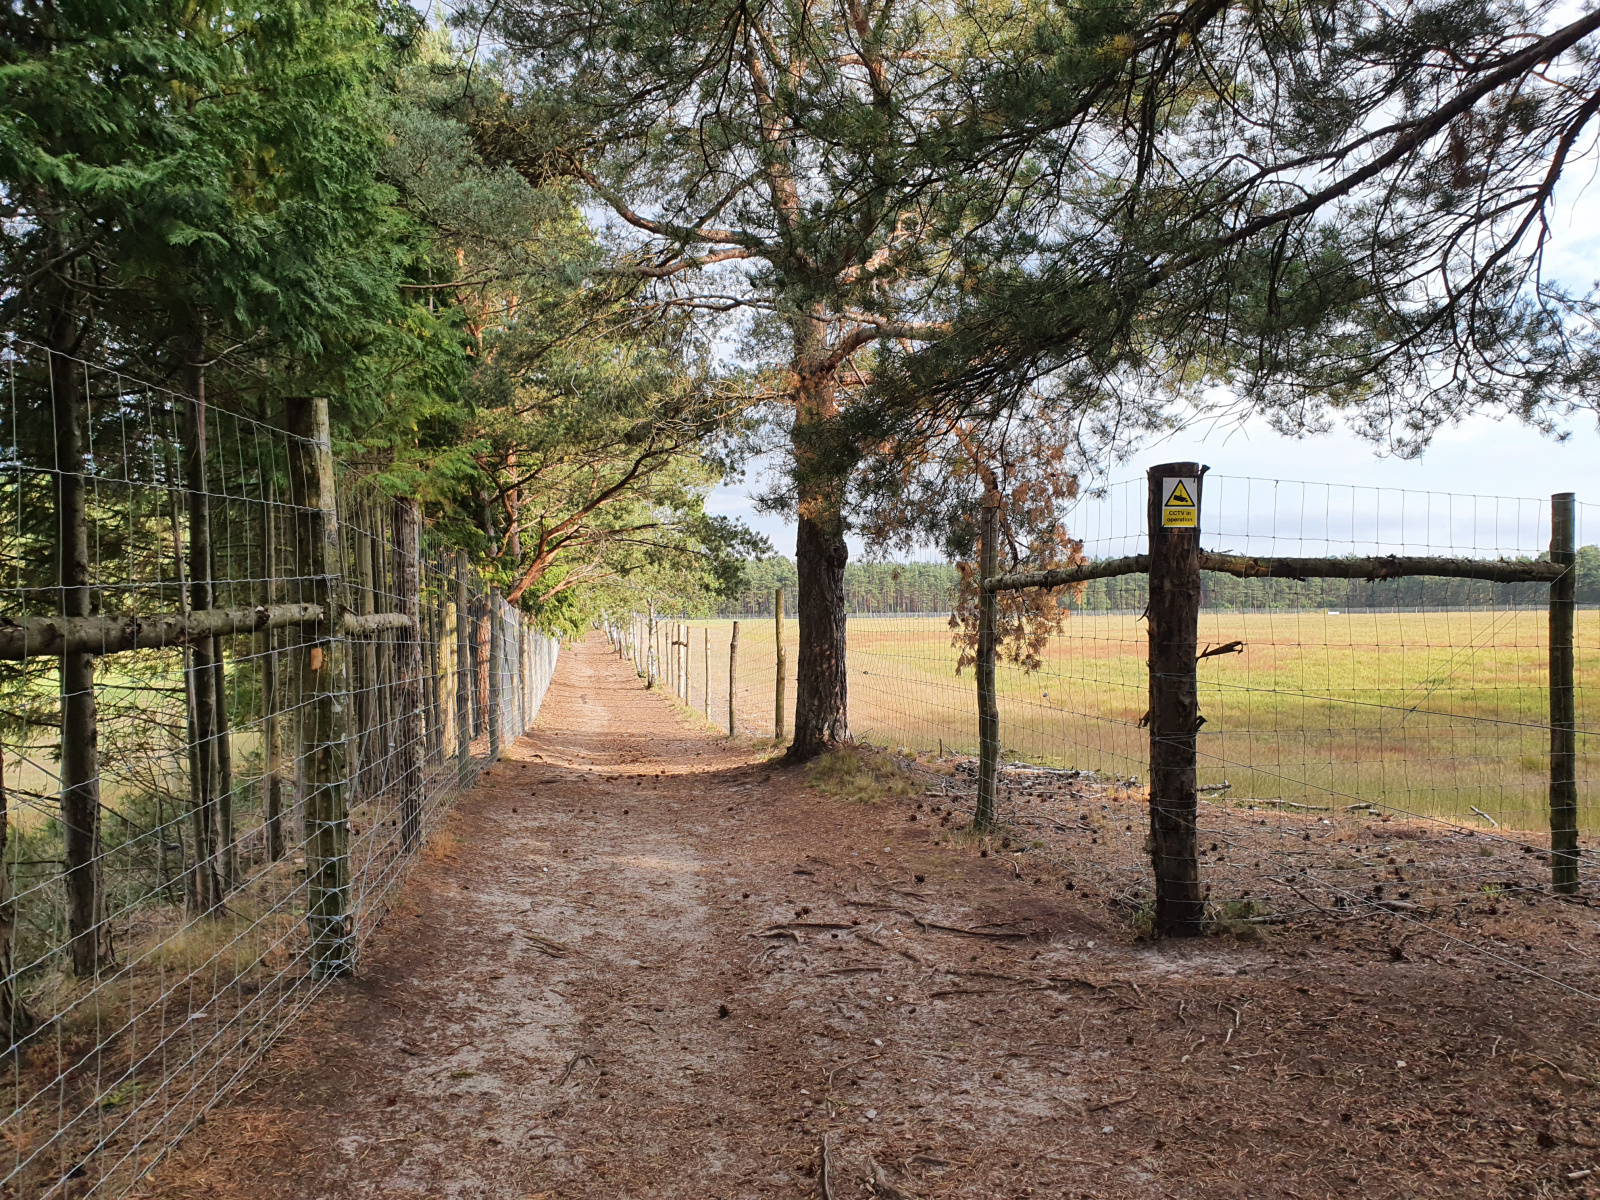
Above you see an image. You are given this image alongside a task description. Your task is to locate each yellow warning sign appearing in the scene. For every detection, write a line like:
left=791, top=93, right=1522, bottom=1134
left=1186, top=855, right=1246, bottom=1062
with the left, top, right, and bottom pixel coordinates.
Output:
left=1162, top=477, right=1197, bottom=528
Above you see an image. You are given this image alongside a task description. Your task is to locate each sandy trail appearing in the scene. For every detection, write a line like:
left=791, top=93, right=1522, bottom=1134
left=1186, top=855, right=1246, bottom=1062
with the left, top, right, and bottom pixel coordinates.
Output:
left=148, top=634, right=1600, bottom=1200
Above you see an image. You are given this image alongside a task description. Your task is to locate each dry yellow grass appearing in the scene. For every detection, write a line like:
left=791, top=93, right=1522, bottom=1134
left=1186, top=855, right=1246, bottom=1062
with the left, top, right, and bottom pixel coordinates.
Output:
left=666, top=610, right=1598, bottom=835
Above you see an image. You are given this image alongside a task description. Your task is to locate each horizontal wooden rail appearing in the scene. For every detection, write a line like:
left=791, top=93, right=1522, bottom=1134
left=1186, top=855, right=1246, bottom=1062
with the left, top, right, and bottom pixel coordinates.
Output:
left=984, top=555, right=1149, bottom=593
left=342, top=612, right=416, bottom=636
left=985, top=551, right=1566, bottom=592
left=0, top=604, right=324, bottom=660
left=0, top=605, right=419, bottom=659
left=1194, top=551, right=1566, bottom=584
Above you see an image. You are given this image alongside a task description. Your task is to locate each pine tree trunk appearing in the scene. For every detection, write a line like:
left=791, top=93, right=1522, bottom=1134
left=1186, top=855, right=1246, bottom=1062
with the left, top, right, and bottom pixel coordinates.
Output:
left=286, top=397, right=352, bottom=978
left=787, top=368, right=849, bottom=761
left=183, top=345, right=224, bottom=913
left=51, top=333, right=105, bottom=973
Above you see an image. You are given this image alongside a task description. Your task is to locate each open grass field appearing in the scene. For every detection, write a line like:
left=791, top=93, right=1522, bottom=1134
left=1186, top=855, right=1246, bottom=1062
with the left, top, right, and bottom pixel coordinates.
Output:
left=659, top=610, right=1599, bottom=835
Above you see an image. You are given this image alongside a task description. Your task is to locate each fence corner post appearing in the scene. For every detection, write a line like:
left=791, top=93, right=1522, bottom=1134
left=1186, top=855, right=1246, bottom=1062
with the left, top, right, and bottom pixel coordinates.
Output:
left=975, top=497, right=1001, bottom=832
left=1550, top=490, right=1579, bottom=894
left=1147, top=462, right=1206, bottom=937
left=774, top=587, right=786, bottom=742
left=286, top=396, right=352, bottom=979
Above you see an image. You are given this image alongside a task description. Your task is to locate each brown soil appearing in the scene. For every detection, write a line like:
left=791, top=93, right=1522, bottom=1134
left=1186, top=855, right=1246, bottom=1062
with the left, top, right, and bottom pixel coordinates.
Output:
left=144, top=634, right=1600, bottom=1200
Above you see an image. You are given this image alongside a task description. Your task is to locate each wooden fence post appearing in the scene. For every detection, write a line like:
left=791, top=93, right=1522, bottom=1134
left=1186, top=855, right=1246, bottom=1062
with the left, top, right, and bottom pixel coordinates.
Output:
left=729, top=620, right=740, bottom=736
left=1550, top=491, right=1579, bottom=894
left=775, top=587, right=786, bottom=742
left=260, top=495, right=284, bottom=862
left=975, top=498, right=1000, bottom=832
left=489, top=588, right=503, bottom=761
left=286, top=396, right=352, bottom=979
left=353, top=507, right=380, bottom=804
left=1146, top=463, right=1206, bottom=936
left=455, top=551, right=472, bottom=786
left=425, top=572, right=445, bottom=766
left=393, top=498, right=424, bottom=851
left=704, top=626, right=710, bottom=720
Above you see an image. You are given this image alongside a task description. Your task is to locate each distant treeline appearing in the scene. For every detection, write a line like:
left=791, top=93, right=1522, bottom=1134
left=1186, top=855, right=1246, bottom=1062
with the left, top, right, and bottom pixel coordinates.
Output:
left=714, top=546, right=1600, bottom=616
left=718, top=559, right=959, bottom=615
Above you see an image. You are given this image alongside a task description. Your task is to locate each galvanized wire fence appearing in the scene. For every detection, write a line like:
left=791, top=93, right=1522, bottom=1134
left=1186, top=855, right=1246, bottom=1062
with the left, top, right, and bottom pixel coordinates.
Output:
left=621, top=473, right=1596, bottom=961
left=0, top=338, right=557, bottom=1197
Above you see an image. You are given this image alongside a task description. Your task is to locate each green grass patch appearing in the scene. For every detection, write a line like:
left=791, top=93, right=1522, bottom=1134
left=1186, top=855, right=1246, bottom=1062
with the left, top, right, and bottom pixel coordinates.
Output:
left=806, top=745, right=919, bottom=806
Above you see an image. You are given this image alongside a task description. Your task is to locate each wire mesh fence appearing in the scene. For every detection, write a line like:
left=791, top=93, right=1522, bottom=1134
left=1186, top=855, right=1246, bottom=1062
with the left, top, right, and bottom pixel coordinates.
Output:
left=0, top=338, right=558, bottom=1197
left=620, top=472, right=1597, bottom=960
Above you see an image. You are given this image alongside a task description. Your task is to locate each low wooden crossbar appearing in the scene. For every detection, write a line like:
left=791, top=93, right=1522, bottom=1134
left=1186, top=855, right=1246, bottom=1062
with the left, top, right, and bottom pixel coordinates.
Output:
left=984, top=551, right=1566, bottom=592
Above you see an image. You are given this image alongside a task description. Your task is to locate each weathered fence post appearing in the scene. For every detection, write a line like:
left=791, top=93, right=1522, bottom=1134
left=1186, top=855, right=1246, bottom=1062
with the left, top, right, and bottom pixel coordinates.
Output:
left=1147, top=463, right=1205, bottom=936
left=1550, top=491, right=1578, bottom=894
left=774, top=587, right=786, bottom=742
left=260, top=495, right=285, bottom=862
left=393, top=498, right=424, bottom=851
left=729, top=620, right=740, bottom=736
left=455, top=551, right=472, bottom=786
left=489, top=588, right=503, bottom=761
left=286, top=396, right=351, bottom=978
left=353, top=507, right=380, bottom=803
left=425, top=572, right=445, bottom=766
left=53, top=346, right=105, bottom=971
left=647, top=601, right=658, bottom=689
left=703, top=626, right=710, bottom=720
left=975, top=498, right=1000, bottom=832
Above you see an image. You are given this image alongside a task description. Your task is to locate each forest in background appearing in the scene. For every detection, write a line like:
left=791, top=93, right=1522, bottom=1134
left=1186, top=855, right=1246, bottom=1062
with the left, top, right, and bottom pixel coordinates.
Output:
left=706, top=547, right=1600, bottom=616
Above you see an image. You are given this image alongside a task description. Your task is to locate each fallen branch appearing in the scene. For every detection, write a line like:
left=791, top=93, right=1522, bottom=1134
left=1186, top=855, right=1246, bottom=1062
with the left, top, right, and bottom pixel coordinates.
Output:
left=1086, top=1092, right=1137, bottom=1112
left=913, top=917, right=1049, bottom=942
left=751, top=922, right=855, bottom=937
left=870, top=1156, right=918, bottom=1199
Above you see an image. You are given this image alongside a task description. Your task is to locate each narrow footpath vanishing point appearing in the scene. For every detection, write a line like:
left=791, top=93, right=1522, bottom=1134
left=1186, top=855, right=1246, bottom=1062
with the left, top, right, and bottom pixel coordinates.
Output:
left=148, top=635, right=1600, bottom=1200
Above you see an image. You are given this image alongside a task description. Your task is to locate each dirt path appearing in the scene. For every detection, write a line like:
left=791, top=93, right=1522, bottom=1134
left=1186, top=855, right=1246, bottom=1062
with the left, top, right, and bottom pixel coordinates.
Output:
left=150, top=634, right=1600, bottom=1200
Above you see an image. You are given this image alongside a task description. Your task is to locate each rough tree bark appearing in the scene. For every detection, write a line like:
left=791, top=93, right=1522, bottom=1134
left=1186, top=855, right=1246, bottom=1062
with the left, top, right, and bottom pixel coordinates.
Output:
left=183, top=344, right=225, bottom=912
left=787, top=365, right=849, bottom=760
left=286, top=396, right=352, bottom=978
left=51, top=331, right=105, bottom=973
